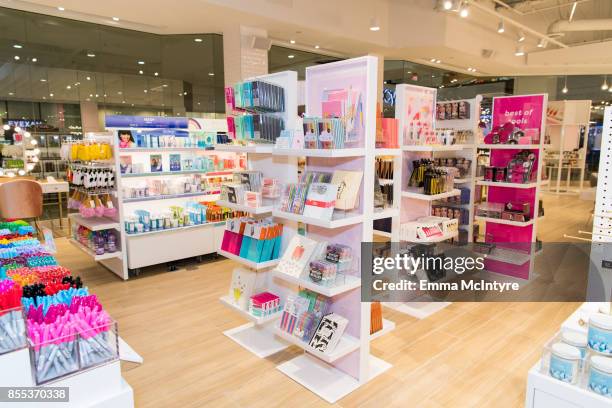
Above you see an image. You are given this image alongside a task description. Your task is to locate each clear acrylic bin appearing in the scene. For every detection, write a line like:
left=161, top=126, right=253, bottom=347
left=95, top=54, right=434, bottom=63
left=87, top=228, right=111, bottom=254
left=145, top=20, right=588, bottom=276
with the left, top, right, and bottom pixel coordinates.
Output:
left=29, top=319, right=119, bottom=385
left=0, top=306, right=27, bottom=355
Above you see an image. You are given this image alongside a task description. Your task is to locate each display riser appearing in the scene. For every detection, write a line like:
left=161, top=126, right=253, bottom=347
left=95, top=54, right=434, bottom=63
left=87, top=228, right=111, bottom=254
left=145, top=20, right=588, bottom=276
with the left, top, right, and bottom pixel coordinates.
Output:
left=126, top=223, right=224, bottom=269
left=276, top=354, right=391, bottom=404
left=223, top=321, right=289, bottom=358
left=0, top=350, right=133, bottom=408
left=526, top=361, right=610, bottom=408
left=382, top=300, right=451, bottom=319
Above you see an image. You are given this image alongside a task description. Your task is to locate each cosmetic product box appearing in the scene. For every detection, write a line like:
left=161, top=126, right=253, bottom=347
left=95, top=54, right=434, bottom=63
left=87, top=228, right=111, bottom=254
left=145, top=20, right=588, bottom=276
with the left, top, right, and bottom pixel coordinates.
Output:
left=476, top=202, right=504, bottom=218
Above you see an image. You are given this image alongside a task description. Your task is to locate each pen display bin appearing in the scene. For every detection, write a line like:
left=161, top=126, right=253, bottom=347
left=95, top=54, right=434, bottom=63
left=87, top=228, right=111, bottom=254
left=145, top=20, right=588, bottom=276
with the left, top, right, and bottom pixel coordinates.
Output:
left=30, top=333, right=80, bottom=385
left=78, top=320, right=119, bottom=370
left=0, top=306, right=26, bottom=355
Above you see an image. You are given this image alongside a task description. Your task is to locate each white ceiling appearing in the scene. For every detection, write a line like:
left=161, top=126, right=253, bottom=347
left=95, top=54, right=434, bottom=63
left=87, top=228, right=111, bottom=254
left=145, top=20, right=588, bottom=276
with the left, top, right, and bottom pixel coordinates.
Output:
left=1, top=0, right=611, bottom=76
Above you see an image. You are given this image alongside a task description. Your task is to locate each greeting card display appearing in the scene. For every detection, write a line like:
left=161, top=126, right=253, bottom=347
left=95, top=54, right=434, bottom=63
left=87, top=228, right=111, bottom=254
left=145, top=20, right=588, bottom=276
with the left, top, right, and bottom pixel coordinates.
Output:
left=229, top=267, right=257, bottom=311
left=302, top=183, right=338, bottom=220
left=308, top=313, right=349, bottom=354
left=169, top=154, right=181, bottom=171
left=331, top=170, right=363, bottom=211
left=275, top=235, right=320, bottom=278
left=150, top=154, right=163, bottom=172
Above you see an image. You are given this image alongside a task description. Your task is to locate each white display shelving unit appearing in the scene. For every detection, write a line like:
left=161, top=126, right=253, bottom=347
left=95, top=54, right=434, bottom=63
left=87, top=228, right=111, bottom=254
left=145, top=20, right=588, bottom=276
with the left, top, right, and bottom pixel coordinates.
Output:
left=543, top=100, right=592, bottom=194
left=66, top=133, right=126, bottom=280
left=385, top=90, right=482, bottom=319
left=104, top=119, right=241, bottom=278
left=267, top=57, right=392, bottom=404
left=215, top=71, right=299, bottom=359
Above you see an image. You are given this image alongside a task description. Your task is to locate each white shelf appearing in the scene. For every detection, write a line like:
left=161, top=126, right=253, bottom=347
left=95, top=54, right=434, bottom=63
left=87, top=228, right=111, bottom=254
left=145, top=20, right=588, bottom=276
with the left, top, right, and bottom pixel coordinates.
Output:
left=454, top=177, right=472, bottom=184
left=373, top=229, right=392, bottom=238
left=372, top=207, right=399, bottom=220
left=214, top=144, right=274, bottom=154
left=217, top=248, right=279, bottom=270
left=271, top=270, right=361, bottom=297
left=475, top=216, right=535, bottom=227
left=383, top=300, right=451, bottom=319
left=122, top=170, right=234, bottom=178
left=402, top=144, right=472, bottom=152
left=216, top=200, right=273, bottom=214
left=69, top=238, right=122, bottom=261
left=476, top=180, right=538, bottom=189
left=272, top=209, right=363, bottom=229
left=219, top=296, right=282, bottom=325
left=276, top=354, right=390, bottom=404
left=272, top=326, right=360, bottom=364
left=477, top=143, right=541, bottom=150
left=68, top=213, right=120, bottom=231
left=375, top=148, right=401, bottom=156
left=123, top=191, right=213, bottom=203
left=402, top=230, right=458, bottom=243
left=402, top=188, right=461, bottom=201
left=125, top=221, right=224, bottom=237
left=272, top=147, right=365, bottom=157
left=119, top=147, right=211, bottom=152
left=370, top=318, right=396, bottom=341
left=223, top=322, right=290, bottom=358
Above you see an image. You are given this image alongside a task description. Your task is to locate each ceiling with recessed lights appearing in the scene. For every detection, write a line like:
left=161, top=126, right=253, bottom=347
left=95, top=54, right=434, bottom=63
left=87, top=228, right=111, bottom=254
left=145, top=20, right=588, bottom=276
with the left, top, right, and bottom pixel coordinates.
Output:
left=0, top=0, right=610, bottom=77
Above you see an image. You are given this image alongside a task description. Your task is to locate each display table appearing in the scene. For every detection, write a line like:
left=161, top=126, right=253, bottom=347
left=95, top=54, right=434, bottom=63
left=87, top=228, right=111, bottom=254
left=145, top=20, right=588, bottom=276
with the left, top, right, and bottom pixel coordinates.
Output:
left=525, top=302, right=611, bottom=408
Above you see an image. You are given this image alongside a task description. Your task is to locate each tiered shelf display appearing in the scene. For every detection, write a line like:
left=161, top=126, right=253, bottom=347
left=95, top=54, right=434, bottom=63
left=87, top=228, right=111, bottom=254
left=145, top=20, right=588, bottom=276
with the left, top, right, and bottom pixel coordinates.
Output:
left=269, top=57, right=392, bottom=404
left=543, top=99, right=592, bottom=194
left=215, top=71, right=299, bottom=358
left=66, top=133, right=126, bottom=279
left=474, top=94, right=547, bottom=281
left=386, top=89, right=482, bottom=318
left=106, top=116, right=241, bottom=277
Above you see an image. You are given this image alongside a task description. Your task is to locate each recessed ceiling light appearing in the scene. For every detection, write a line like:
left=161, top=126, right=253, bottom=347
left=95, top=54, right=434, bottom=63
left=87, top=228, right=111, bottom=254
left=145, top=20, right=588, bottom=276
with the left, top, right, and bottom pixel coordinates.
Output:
left=194, top=38, right=203, bottom=42
left=57, top=6, right=65, bottom=11
left=436, top=59, right=441, bottom=64
left=290, top=40, right=296, bottom=44
left=31, top=58, right=37, bottom=62
left=144, top=90, right=148, bottom=93
left=162, top=84, right=168, bottom=88
left=443, top=0, right=453, bottom=10
left=430, top=58, right=436, bottom=62
left=8, top=92, right=14, bottom=96
left=459, top=3, right=469, bottom=17
left=314, top=45, right=320, bottom=49
left=208, top=72, right=215, bottom=76
left=13, top=56, right=19, bottom=60
left=183, top=91, right=187, bottom=95
left=40, top=78, right=47, bottom=82
left=497, top=20, right=505, bottom=34
left=112, top=17, right=119, bottom=21
left=369, top=17, right=380, bottom=31
left=89, top=94, right=93, bottom=97
left=87, top=52, right=95, bottom=57
left=13, top=44, right=22, bottom=49
left=118, top=91, right=122, bottom=95
left=288, top=54, right=295, bottom=59
left=138, top=70, right=143, bottom=74
left=86, top=76, right=91, bottom=80
left=66, top=85, right=71, bottom=89
left=49, top=93, right=54, bottom=97
left=154, top=72, right=159, bottom=76
left=515, top=45, right=525, bottom=56
left=137, top=61, right=145, bottom=65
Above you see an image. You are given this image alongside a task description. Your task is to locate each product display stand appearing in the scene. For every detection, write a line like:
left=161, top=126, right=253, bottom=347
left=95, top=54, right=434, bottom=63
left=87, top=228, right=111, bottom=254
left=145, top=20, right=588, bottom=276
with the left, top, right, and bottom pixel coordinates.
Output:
left=544, top=100, right=592, bottom=194
left=106, top=117, right=240, bottom=278
left=267, top=57, right=391, bottom=403
left=474, top=94, right=547, bottom=281
left=384, top=87, right=482, bottom=318
left=66, top=133, right=126, bottom=279
left=216, top=71, right=299, bottom=358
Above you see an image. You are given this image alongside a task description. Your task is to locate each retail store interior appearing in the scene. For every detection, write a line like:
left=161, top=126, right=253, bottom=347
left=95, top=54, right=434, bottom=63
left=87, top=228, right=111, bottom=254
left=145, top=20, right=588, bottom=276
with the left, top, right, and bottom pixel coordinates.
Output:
left=0, top=1, right=611, bottom=407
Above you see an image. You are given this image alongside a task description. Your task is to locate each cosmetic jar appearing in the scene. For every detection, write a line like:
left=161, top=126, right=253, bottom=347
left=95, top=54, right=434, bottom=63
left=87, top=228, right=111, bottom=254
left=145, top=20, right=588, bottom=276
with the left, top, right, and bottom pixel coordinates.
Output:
left=588, top=313, right=612, bottom=355
left=549, top=342, right=581, bottom=383
left=588, top=355, right=612, bottom=397
left=562, top=331, right=588, bottom=359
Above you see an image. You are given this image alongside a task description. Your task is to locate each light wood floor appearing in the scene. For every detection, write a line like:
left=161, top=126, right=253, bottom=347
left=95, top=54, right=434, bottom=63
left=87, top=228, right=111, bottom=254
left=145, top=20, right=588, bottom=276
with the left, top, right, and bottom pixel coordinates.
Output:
left=53, top=193, right=593, bottom=408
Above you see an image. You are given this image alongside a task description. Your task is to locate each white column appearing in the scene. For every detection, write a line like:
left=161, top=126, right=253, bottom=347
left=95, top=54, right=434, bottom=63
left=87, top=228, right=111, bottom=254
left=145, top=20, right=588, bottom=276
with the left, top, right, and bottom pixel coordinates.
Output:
left=222, top=25, right=269, bottom=113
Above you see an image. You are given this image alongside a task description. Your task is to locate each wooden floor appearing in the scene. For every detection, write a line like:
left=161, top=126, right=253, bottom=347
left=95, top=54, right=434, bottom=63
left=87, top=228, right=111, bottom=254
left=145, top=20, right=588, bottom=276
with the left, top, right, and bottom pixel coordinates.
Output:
left=53, top=192, right=593, bottom=408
